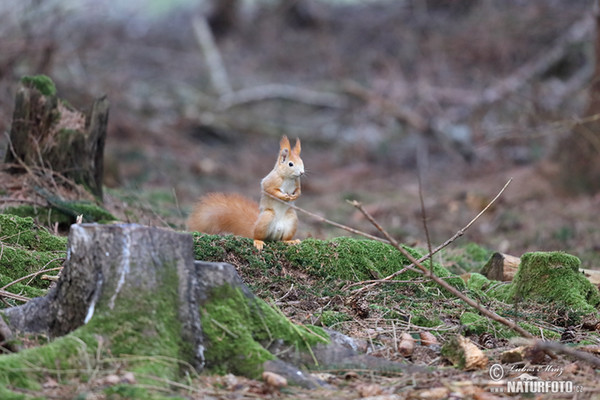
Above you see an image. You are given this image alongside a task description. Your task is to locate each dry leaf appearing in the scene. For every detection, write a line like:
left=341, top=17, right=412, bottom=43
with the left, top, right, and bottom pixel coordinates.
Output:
left=398, top=332, right=415, bottom=357
left=121, top=371, right=136, bottom=384
left=500, top=346, right=525, bottom=363
left=419, top=331, right=438, bottom=347
left=357, top=383, right=383, bottom=397
left=414, top=387, right=449, bottom=399
left=42, top=377, right=58, bottom=389
left=442, top=335, right=488, bottom=370
left=262, top=371, right=287, bottom=388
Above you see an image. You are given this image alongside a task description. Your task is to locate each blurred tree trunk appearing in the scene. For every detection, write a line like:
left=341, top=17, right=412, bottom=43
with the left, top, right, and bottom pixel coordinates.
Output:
left=281, top=0, right=321, bottom=29
left=556, top=3, right=600, bottom=195
left=4, top=78, right=108, bottom=200
left=207, top=0, right=239, bottom=36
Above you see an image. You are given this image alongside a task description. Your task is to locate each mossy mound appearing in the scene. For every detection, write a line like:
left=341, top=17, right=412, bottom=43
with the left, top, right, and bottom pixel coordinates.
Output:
left=466, top=272, right=512, bottom=303
left=443, top=243, right=494, bottom=274
left=0, top=214, right=67, bottom=251
left=0, top=214, right=66, bottom=305
left=192, top=234, right=466, bottom=293
left=191, top=234, right=469, bottom=337
left=3, top=201, right=116, bottom=229
left=509, top=252, right=600, bottom=319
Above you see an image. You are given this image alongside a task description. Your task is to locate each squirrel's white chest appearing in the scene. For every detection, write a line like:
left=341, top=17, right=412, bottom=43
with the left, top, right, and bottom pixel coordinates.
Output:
left=280, top=179, right=296, bottom=195
left=264, top=180, right=297, bottom=240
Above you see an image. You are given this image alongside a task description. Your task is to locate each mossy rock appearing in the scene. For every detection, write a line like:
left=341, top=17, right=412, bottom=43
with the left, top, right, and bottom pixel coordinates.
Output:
left=508, top=252, right=600, bottom=320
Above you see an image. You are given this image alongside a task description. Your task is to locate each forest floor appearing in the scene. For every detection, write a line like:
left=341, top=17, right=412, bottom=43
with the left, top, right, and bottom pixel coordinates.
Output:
left=1, top=0, right=600, bottom=398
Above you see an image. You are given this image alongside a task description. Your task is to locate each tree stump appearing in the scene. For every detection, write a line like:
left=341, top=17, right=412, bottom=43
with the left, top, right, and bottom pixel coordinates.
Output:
left=4, top=75, right=108, bottom=199
left=0, top=224, right=336, bottom=391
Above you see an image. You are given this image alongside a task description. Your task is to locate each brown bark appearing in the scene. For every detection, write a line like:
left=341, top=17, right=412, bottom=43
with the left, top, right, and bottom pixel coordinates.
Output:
left=481, top=252, right=520, bottom=281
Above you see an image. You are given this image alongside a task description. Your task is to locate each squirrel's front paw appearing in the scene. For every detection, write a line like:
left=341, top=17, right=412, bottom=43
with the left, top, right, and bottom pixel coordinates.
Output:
left=253, top=239, right=265, bottom=250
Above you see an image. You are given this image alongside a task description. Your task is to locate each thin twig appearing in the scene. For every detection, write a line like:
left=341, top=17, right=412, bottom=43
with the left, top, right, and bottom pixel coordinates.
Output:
left=417, top=171, right=434, bottom=272
left=348, top=184, right=537, bottom=339
left=2, top=266, right=63, bottom=290
left=0, top=290, right=30, bottom=303
left=350, top=178, right=513, bottom=292
left=263, top=191, right=389, bottom=243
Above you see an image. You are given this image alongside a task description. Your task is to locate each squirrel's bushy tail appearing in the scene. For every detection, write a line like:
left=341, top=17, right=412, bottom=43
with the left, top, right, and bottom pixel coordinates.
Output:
left=187, top=192, right=259, bottom=238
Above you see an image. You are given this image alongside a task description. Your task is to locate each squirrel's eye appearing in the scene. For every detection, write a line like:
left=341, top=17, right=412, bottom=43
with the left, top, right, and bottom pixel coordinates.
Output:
left=288, top=162, right=294, bottom=167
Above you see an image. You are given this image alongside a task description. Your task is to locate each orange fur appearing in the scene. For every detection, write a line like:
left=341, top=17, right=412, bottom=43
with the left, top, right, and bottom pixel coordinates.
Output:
left=187, top=192, right=259, bottom=238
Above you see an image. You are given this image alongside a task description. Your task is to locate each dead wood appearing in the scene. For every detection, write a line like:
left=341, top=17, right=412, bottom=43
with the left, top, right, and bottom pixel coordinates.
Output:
left=481, top=252, right=520, bottom=281
left=482, top=252, right=600, bottom=287
left=4, top=79, right=108, bottom=199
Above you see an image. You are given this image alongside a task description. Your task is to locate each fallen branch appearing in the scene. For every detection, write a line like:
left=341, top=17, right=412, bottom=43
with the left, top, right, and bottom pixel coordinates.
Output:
left=218, top=83, right=347, bottom=110
left=530, top=340, right=600, bottom=368
left=349, top=197, right=534, bottom=339
left=478, top=14, right=594, bottom=107
left=342, top=80, right=429, bottom=131
left=2, top=266, right=63, bottom=291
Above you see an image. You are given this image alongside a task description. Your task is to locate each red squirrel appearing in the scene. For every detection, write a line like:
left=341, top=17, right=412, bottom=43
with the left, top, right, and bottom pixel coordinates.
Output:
left=187, top=135, right=304, bottom=250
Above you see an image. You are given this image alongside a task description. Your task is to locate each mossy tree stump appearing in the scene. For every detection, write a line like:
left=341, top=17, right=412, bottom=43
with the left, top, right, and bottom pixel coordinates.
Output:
left=0, top=224, right=330, bottom=393
left=4, top=75, right=108, bottom=199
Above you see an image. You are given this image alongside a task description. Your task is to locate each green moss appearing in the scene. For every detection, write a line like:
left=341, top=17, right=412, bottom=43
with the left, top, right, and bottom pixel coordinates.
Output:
left=0, top=258, right=185, bottom=396
left=442, top=243, right=494, bottom=274
left=20, top=74, right=56, bottom=96
left=0, top=215, right=66, bottom=306
left=412, top=311, right=443, bottom=328
left=4, top=202, right=116, bottom=227
left=467, top=273, right=512, bottom=302
left=0, top=214, right=67, bottom=251
left=509, top=252, right=600, bottom=321
left=320, top=311, right=351, bottom=327
left=201, top=283, right=329, bottom=379
left=286, top=237, right=466, bottom=291
left=459, top=311, right=519, bottom=338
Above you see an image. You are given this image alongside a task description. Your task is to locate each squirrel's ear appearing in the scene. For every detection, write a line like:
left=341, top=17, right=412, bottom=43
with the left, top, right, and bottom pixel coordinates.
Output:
left=293, top=138, right=301, bottom=155
left=279, top=147, right=289, bottom=163
left=280, top=135, right=291, bottom=151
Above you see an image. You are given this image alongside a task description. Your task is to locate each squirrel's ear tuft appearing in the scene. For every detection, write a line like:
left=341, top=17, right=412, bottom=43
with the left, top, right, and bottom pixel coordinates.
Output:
left=293, top=138, right=301, bottom=155
left=280, top=135, right=291, bottom=151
